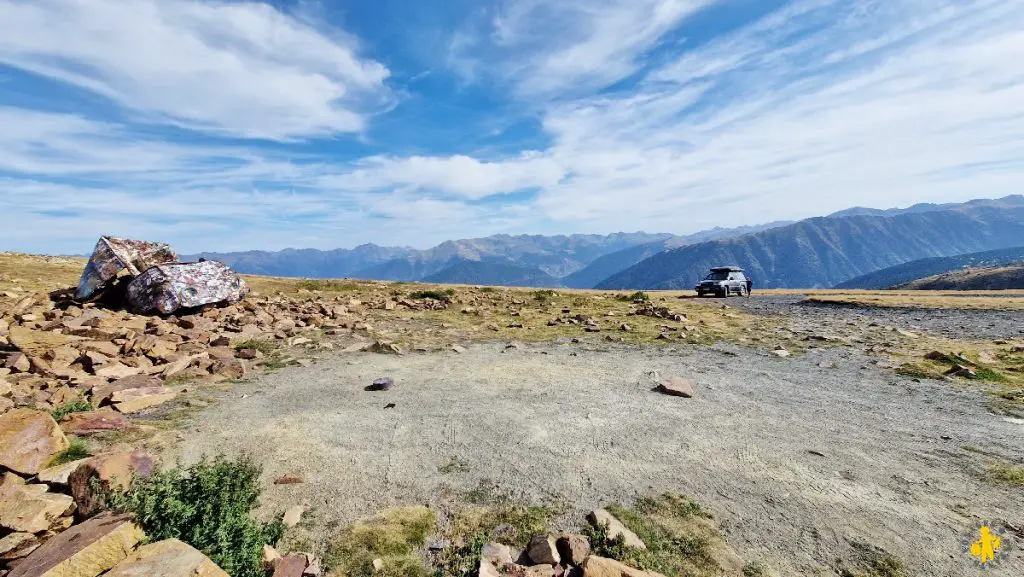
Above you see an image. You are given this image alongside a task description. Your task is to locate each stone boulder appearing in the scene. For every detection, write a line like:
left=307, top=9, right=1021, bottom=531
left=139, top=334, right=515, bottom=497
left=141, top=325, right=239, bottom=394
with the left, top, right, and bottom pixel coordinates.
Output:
left=60, top=409, right=134, bottom=436
left=111, top=386, right=176, bottom=413
left=527, top=535, right=560, bottom=565
left=91, top=374, right=162, bottom=408
left=69, top=451, right=155, bottom=516
left=586, top=510, right=646, bottom=550
left=104, top=538, right=228, bottom=577
left=0, top=531, right=40, bottom=562
left=556, top=534, right=591, bottom=566
left=582, top=556, right=667, bottom=577
left=0, top=473, right=75, bottom=533
left=272, top=553, right=308, bottom=577
left=654, top=376, right=695, bottom=398
left=7, top=513, right=143, bottom=577
left=36, top=458, right=91, bottom=486
left=0, top=409, right=69, bottom=475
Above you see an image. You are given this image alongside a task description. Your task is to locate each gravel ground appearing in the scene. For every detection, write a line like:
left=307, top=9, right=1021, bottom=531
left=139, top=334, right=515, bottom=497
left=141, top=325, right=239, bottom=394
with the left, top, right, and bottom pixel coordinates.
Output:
left=178, top=342, right=1024, bottom=577
left=732, top=295, right=1024, bottom=340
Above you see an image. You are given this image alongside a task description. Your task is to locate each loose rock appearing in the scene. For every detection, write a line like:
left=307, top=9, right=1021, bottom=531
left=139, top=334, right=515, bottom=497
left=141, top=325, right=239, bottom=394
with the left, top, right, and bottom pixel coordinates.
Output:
left=0, top=409, right=69, bottom=475
left=6, top=513, right=143, bottom=577
left=105, top=538, right=229, bottom=577
left=654, top=376, right=695, bottom=398
left=586, top=510, right=646, bottom=550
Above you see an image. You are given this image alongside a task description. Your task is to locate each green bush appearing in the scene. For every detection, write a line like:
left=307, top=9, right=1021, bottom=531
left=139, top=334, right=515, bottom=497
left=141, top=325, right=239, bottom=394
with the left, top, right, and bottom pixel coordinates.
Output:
left=617, top=291, right=650, bottom=302
left=108, top=456, right=283, bottom=577
left=533, top=289, right=557, bottom=302
left=233, top=339, right=276, bottom=355
left=51, top=397, right=93, bottom=421
left=409, top=289, right=455, bottom=302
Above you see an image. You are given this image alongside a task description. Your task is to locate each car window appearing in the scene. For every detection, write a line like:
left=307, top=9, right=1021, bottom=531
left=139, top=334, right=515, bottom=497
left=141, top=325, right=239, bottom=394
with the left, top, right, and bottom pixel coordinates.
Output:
left=706, top=271, right=729, bottom=280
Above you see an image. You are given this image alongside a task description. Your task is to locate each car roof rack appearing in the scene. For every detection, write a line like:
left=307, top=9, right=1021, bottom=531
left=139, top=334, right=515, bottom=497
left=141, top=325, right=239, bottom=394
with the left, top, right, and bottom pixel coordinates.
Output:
left=710, top=266, right=744, bottom=272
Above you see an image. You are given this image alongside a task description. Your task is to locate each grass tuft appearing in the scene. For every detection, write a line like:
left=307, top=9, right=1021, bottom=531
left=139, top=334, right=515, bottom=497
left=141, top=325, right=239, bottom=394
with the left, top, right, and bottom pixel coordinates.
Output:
left=584, top=494, right=727, bottom=577
left=51, top=397, right=93, bottom=421
left=438, top=455, right=471, bottom=474
left=50, top=437, right=90, bottom=465
left=323, top=507, right=436, bottom=577
left=986, top=461, right=1024, bottom=486
left=839, top=541, right=908, bottom=577
left=295, top=279, right=362, bottom=292
left=617, top=291, right=651, bottom=303
left=233, top=338, right=276, bottom=355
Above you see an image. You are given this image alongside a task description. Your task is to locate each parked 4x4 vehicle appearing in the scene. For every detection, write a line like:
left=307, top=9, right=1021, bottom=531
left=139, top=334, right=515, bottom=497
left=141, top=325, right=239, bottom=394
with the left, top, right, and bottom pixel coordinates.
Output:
left=695, top=266, right=750, bottom=297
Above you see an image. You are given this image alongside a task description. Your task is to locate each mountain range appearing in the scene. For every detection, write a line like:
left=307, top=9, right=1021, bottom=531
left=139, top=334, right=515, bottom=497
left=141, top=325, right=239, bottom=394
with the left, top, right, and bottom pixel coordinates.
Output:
left=190, top=195, right=1024, bottom=290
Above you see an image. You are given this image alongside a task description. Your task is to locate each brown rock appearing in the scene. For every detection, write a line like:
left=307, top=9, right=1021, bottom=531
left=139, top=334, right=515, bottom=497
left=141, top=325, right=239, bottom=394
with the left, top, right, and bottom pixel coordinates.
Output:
left=0, top=396, right=13, bottom=415
left=0, top=532, right=40, bottom=561
left=104, top=538, right=228, bottom=577
left=263, top=544, right=282, bottom=570
left=8, top=327, right=70, bottom=358
left=94, top=363, right=143, bottom=380
left=582, top=556, right=666, bottom=577
left=210, top=358, right=246, bottom=380
left=481, top=543, right=514, bottom=567
left=42, top=346, right=79, bottom=370
left=273, top=553, right=308, bottom=577
left=556, top=534, right=591, bottom=566
left=6, top=513, right=142, bottom=577
left=0, top=409, right=69, bottom=475
left=527, top=535, right=560, bottom=565
left=274, top=474, right=304, bottom=485
left=654, top=376, right=695, bottom=398
left=112, top=386, right=177, bottom=413
left=6, top=353, right=31, bottom=373
left=79, top=340, right=122, bottom=358
left=60, top=409, right=133, bottom=436
left=0, top=477, right=74, bottom=533
left=586, top=510, right=646, bottom=550
left=69, top=451, right=155, bottom=516
left=235, top=348, right=260, bottom=360
left=161, top=354, right=206, bottom=379
left=92, top=374, right=163, bottom=407
left=36, top=458, right=92, bottom=486
left=282, top=505, right=304, bottom=528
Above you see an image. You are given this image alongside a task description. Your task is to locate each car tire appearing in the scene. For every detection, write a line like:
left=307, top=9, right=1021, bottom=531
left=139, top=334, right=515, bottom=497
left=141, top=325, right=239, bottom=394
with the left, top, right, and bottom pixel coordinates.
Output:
left=739, top=286, right=747, bottom=297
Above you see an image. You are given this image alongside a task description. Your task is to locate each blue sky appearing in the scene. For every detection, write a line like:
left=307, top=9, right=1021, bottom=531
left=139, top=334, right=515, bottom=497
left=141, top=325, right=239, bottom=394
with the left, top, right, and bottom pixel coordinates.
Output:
left=1, top=0, right=1022, bottom=254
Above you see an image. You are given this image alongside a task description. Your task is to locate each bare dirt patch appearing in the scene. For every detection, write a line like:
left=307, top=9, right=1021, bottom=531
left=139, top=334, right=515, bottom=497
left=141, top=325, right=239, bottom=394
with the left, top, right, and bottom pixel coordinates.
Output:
left=177, top=342, right=1024, bottom=576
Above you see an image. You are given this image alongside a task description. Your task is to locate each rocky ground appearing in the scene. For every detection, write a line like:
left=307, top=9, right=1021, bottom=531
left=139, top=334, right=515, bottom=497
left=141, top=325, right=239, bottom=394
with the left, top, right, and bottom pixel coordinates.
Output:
left=177, top=341, right=1024, bottom=577
left=734, top=294, right=1024, bottom=340
left=2, top=252, right=1024, bottom=577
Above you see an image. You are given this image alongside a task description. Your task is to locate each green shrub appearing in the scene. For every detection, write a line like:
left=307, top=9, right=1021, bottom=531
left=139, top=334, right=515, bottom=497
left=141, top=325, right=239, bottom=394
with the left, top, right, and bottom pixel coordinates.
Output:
left=617, top=291, right=650, bottom=302
left=533, top=289, right=557, bottom=302
left=409, top=289, right=455, bottom=302
left=51, top=437, right=90, bottom=465
left=233, top=339, right=276, bottom=355
left=51, top=397, right=93, bottom=421
left=108, top=456, right=283, bottom=577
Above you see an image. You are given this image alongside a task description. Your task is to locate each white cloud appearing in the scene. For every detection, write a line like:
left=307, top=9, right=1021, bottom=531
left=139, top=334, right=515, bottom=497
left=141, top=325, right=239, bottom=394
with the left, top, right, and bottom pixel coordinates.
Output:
left=0, top=0, right=390, bottom=140
left=453, top=0, right=713, bottom=97
left=321, top=153, right=566, bottom=200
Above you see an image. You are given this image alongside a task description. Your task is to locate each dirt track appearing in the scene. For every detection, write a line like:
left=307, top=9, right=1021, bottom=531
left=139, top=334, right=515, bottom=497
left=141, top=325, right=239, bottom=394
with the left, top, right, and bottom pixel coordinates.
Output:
left=178, top=341, right=1024, bottom=576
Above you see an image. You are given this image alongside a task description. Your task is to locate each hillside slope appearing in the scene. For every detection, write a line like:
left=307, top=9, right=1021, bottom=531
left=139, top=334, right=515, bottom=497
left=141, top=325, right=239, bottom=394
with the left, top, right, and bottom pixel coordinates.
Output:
left=898, top=264, right=1024, bottom=290
left=596, top=197, right=1024, bottom=289
left=837, top=246, right=1024, bottom=289
left=421, top=260, right=562, bottom=287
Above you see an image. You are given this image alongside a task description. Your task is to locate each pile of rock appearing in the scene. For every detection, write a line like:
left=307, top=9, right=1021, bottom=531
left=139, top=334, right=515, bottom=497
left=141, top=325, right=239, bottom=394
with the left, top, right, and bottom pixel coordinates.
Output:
left=629, top=303, right=686, bottom=323
left=477, top=508, right=664, bottom=577
left=0, top=405, right=163, bottom=573
left=4, top=511, right=230, bottom=577
left=1, top=291, right=362, bottom=416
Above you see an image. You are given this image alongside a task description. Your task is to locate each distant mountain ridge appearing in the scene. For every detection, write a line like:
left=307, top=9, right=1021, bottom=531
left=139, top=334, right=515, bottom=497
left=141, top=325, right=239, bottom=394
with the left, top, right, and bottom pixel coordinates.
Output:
left=595, top=196, right=1024, bottom=289
left=836, top=246, right=1024, bottom=289
left=562, top=221, right=794, bottom=288
left=422, top=260, right=563, bottom=287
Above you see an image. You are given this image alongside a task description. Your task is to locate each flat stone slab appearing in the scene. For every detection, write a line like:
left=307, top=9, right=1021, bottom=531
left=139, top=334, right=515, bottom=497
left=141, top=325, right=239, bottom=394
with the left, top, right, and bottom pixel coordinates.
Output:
left=0, top=409, right=69, bottom=475
left=104, top=538, right=229, bottom=577
left=7, top=512, right=142, bottom=577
